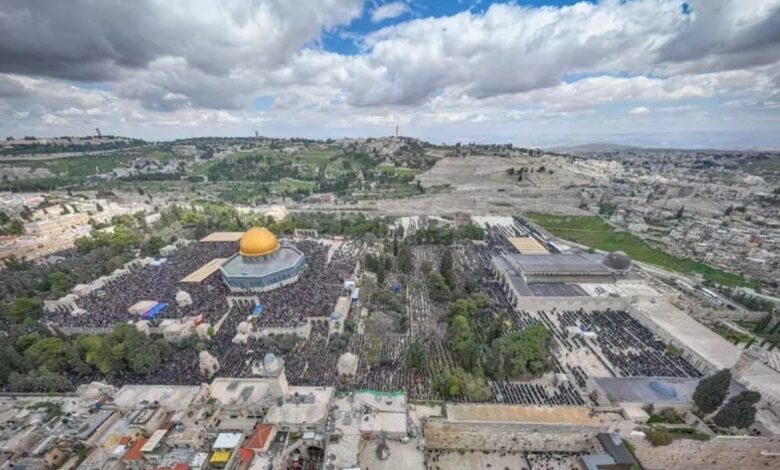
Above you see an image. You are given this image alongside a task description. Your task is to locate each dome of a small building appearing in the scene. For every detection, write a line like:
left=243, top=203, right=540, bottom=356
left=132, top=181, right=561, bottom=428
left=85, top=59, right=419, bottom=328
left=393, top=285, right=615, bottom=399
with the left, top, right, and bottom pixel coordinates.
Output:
left=239, top=227, right=280, bottom=257
left=175, top=290, right=193, bottom=307
left=237, top=321, right=253, bottom=335
left=337, top=352, right=358, bottom=376
left=376, top=441, right=390, bottom=460
left=602, top=251, right=631, bottom=270
left=199, top=350, right=220, bottom=379
left=264, top=352, right=282, bottom=374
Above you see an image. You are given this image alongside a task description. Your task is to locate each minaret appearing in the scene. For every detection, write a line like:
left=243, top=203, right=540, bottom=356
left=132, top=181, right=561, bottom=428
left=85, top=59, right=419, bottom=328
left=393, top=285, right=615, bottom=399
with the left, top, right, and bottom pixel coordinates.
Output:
left=395, top=125, right=398, bottom=139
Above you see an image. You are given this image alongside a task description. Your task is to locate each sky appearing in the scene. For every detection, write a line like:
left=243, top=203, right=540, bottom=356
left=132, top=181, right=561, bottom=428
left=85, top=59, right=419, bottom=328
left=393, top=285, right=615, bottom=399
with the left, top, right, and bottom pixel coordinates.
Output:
left=0, top=0, right=779, bottom=148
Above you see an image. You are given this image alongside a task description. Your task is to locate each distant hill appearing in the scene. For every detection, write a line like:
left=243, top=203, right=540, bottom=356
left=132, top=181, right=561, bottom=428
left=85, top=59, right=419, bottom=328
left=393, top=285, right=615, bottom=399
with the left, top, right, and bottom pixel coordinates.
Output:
left=548, top=143, right=640, bottom=153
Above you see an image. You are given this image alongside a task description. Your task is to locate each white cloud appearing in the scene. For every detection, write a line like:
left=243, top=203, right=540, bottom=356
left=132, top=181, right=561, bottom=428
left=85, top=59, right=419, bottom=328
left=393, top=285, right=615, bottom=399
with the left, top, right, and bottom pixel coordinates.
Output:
left=1, top=0, right=779, bottom=145
left=371, top=2, right=409, bottom=23
left=629, top=106, right=651, bottom=114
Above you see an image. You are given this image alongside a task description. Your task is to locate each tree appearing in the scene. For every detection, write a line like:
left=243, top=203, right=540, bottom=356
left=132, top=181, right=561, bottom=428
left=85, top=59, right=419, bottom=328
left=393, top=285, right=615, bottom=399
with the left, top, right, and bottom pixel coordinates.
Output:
left=48, top=271, right=70, bottom=296
left=439, top=248, right=454, bottom=288
left=376, top=260, right=386, bottom=285
left=646, top=429, right=673, bottom=447
left=366, top=338, right=382, bottom=368
left=460, top=224, right=485, bottom=241
left=432, top=368, right=490, bottom=401
left=426, top=272, right=451, bottom=302
left=0, top=340, right=25, bottom=386
left=8, top=297, right=42, bottom=323
left=457, top=369, right=491, bottom=401
left=405, top=341, right=428, bottom=373
left=20, top=205, right=33, bottom=221
left=714, top=391, right=761, bottom=429
left=96, top=202, right=104, bottom=212
left=24, top=337, right=70, bottom=372
left=676, top=206, right=685, bottom=219
left=754, top=314, right=772, bottom=333
left=328, top=334, right=349, bottom=353
left=141, top=235, right=166, bottom=257
left=433, top=370, right=460, bottom=398
left=485, top=325, right=552, bottom=379
left=7, top=218, right=24, bottom=235
left=692, top=368, right=732, bottom=414
left=397, top=244, right=413, bottom=273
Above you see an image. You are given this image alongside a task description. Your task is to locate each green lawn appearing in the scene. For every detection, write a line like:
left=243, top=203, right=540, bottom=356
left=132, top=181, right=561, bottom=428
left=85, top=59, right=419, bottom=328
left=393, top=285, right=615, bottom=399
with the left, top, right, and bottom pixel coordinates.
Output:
left=378, top=163, right=421, bottom=177
left=146, top=150, right=177, bottom=160
left=709, top=324, right=751, bottom=344
left=526, top=213, right=756, bottom=288
left=272, top=177, right=316, bottom=193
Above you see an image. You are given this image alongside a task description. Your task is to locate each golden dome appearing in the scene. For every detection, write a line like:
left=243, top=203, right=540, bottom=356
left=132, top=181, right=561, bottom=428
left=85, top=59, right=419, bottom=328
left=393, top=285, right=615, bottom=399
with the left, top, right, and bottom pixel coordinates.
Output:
left=239, top=227, right=279, bottom=257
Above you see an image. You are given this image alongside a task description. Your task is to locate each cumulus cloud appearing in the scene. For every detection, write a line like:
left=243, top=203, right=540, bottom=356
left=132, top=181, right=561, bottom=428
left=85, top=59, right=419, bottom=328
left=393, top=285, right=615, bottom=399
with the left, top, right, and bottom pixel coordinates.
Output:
left=0, top=0, right=363, bottom=80
left=629, top=106, right=651, bottom=114
left=371, top=2, right=409, bottom=23
left=0, top=0, right=779, bottom=143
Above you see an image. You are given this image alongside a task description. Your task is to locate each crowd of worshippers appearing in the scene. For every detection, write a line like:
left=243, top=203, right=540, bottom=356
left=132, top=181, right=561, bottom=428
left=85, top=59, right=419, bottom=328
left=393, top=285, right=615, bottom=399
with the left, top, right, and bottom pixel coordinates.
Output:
left=525, top=452, right=589, bottom=470
left=542, top=308, right=701, bottom=378
left=46, top=241, right=236, bottom=327
left=484, top=380, right=585, bottom=406
left=424, top=450, right=587, bottom=470
left=250, top=241, right=360, bottom=328
left=126, top=241, right=356, bottom=383
left=45, top=240, right=359, bottom=330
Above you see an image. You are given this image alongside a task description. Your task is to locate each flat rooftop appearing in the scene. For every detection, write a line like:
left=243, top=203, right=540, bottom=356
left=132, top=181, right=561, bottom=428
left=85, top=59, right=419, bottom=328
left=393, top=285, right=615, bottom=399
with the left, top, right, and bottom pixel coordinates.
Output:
left=181, top=257, right=227, bottom=283
left=594, top=377, right=699, bottom=405
left=208, top=378, right=281, bottom=406
left=446, top=404, right=602, bottom=425
left=507, top=253, right=611, bottom=275
left=508, top=236, right=549, bottom=254
left=594, top=377, right=745, bottom=405
left=265, top=386, right=334, bottom=425
left=630, top=298, right=741, bottom=371
left=200, top=232, right=244, bottom=242
left=113, top=385, right=202, bottom=410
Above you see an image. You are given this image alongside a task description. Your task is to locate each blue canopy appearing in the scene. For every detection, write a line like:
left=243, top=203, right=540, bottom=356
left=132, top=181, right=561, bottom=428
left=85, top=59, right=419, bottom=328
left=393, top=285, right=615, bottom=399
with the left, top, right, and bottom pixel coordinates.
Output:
left=252, top=304, right=265, bottom=317
left=649, top=380, right=678, bottom=398
left=142, top=302, right=168, bottom=319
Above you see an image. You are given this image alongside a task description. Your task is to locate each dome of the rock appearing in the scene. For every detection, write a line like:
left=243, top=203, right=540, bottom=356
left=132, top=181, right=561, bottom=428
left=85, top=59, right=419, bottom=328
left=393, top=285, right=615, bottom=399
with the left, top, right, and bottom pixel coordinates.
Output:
left=239, top=227, right=280, bottom=257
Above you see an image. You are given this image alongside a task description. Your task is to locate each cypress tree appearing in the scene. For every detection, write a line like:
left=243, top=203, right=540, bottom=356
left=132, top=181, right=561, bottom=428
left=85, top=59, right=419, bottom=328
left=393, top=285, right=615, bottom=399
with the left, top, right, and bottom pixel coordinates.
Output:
left=714, top=391, right=761, bottom=429
left=692, top=368, right=732, bottom=414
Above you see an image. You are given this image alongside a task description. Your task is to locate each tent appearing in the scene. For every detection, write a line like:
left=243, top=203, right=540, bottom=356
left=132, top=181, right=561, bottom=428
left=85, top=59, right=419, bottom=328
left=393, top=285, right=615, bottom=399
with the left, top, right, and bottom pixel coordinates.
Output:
left=142, top=302, right=168, bottom=320
left=252, top=304, right=265, bottom=317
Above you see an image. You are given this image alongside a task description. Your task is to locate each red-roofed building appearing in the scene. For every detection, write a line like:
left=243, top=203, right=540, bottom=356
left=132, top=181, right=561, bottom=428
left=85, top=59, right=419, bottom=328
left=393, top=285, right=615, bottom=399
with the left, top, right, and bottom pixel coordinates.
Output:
left=151, top=464, right=189, bottom=470
left=118, top=436, right=132, bottom=446
left=244, top=424, right=276, bottom=453
left=238, top=448, right=254, bottom=463
left=122, top=438, right=148, bottom=468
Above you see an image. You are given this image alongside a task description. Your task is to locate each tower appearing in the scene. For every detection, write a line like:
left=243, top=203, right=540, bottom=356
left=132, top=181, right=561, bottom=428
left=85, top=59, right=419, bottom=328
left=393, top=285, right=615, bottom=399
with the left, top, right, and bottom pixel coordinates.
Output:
left=95, top=127, right=102, bottom=139
left=395, top=125, right=398, bottom=139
